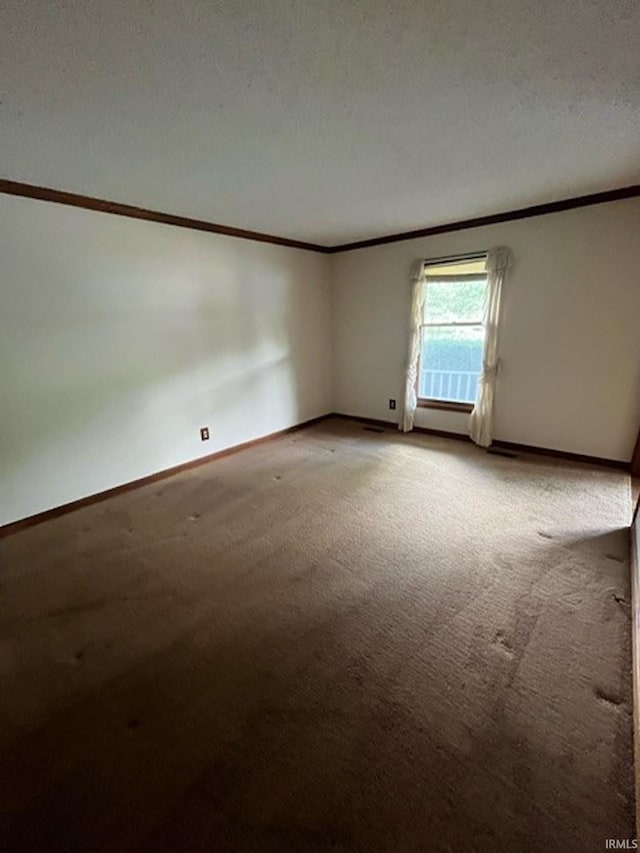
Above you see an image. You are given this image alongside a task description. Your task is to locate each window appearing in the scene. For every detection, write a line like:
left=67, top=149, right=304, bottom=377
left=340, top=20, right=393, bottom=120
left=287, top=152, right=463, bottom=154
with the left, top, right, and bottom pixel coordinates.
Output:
left=418, top=255, right=488, bottom=412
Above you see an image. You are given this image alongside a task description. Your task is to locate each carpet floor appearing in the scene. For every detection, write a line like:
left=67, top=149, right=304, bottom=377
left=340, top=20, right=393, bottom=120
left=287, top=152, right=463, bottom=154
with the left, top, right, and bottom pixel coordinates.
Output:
left=0, top=417, right=634, bottom=852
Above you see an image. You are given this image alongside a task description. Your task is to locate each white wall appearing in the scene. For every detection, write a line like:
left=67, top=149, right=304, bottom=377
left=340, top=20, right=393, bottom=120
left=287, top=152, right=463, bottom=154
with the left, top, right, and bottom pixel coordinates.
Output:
left=0, top=195, right=332, bottom=526
left=3, top=194, right=639, bottom=528
left=331, top=198, right=640, bottom=462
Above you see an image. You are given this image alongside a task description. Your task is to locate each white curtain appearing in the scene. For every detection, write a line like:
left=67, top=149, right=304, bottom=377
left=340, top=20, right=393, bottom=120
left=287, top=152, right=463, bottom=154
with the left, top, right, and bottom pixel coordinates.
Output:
left=400, top=261, right=426, bottom=432
left=469, top=246, right=513, bottom=447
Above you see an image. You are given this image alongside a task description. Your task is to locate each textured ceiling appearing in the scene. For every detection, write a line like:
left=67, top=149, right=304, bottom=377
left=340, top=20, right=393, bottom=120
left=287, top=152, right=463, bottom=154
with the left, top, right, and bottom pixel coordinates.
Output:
left=2, top=0, right=639, bottom=245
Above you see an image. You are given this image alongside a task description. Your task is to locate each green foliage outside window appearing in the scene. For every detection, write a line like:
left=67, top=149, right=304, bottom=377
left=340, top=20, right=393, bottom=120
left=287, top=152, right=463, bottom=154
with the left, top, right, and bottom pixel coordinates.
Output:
left=423, top=278, right=486, bottom=326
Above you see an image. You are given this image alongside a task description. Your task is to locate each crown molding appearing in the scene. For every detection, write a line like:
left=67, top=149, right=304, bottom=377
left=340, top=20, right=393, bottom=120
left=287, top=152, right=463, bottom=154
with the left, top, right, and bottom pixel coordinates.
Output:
left=0, top=179, right=330, bottom=253
left=328, top=184, right=640, bottom=253
left=2, top=177, right=640, bottom=254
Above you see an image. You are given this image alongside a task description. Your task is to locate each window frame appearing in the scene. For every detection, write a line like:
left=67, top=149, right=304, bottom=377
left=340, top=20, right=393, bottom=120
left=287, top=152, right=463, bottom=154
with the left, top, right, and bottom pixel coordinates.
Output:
left=416, top=256, right=488, bottom=413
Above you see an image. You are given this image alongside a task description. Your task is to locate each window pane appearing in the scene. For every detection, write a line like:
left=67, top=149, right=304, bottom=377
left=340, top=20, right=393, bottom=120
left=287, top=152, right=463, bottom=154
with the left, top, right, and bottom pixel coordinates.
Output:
left=419, top=325, right=483, bottom=403
left=423, top=278, right=486, bottom=324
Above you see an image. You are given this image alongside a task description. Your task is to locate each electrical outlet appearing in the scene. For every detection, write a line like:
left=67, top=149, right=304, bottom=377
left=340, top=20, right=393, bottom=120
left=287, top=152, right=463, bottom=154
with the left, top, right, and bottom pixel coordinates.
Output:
left=200, top=427, right=210, bottom=441
left=389, top=399, right=396, bottom=410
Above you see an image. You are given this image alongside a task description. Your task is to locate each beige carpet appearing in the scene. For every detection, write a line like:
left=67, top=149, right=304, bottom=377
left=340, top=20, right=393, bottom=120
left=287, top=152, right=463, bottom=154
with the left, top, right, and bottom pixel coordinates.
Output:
left=0, top=417, right=634, bottom=851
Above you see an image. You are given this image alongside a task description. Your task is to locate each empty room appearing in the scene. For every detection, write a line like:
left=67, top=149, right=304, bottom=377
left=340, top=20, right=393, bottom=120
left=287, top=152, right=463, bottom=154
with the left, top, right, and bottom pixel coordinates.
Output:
left=2, top=1, right=640, bottom=851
